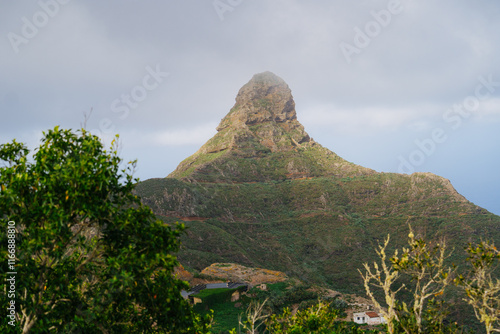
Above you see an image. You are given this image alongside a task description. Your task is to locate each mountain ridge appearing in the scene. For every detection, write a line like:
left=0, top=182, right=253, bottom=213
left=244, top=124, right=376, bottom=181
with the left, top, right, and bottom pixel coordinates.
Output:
left=167, top=71, right=467, bottom=205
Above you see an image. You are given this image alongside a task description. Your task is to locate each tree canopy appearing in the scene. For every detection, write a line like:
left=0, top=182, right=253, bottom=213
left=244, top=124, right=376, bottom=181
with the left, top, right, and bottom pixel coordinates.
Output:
left=0, top=127, right=205, bottom=333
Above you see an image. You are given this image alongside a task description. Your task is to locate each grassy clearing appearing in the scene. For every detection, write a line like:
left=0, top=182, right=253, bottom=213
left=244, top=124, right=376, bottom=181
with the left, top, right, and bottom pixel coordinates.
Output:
left=192, top=287, right=247, bottom=333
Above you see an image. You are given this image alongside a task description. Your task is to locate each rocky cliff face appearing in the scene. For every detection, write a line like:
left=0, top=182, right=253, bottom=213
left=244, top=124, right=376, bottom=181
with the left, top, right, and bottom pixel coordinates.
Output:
left=215, top=71, right=312, bottom=151
left=168, top=72, right=372, bottom=181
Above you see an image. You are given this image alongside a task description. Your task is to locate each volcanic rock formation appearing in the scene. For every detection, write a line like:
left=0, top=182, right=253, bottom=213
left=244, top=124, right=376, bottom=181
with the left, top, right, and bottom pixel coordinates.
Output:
left=169, top=72, right=373, bottom=182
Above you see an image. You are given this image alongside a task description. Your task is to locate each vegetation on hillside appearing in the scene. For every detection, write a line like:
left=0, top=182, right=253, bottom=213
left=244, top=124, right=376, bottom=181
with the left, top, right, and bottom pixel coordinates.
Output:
left=135, top=175, right=498, bottom=293
left=193, top=228, right=500, bottom=334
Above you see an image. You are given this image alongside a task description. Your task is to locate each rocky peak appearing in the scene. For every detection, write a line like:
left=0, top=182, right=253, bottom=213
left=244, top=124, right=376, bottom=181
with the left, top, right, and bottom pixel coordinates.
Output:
left=217, top=72, right=298, bottom=130
left=214, top=71, right=312, bottom=152
left=168, top=72, right=372, bottom=182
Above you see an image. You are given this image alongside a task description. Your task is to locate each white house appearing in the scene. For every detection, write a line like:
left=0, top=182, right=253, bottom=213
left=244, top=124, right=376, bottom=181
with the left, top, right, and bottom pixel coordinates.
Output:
left=353, top=312, right=367, bottom=324
left=353, top=311, right=386, bottom=325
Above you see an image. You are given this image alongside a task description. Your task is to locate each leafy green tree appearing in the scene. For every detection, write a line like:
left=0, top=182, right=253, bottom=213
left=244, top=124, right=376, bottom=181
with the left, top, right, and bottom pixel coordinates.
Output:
left=0, top=127, right=208, bottom=333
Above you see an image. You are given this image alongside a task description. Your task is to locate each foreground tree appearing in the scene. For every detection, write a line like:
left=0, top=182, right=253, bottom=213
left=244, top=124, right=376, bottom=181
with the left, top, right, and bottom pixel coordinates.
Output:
left=232, top=298, right=270, bottom=334
left=358, top=234, right=403, bottom=334
left=360, top=226, right=458, bottom=334
left=391, top=227, right=455, bottom=333
left=458, top=241, right=500, bottom=334
left=0, top=127, right=207, bottom=333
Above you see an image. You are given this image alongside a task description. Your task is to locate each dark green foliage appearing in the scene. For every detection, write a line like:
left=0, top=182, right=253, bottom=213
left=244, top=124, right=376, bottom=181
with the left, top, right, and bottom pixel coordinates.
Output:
left=0, top=128, right=207, bottom=333
left=251, top=283, right=319, bottom=314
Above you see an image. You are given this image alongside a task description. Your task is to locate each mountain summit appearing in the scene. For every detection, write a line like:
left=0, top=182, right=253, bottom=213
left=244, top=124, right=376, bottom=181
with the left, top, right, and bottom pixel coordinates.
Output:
left=215, top=71, right=312, bottom=149
left=168, top=72, right=372, bottom=181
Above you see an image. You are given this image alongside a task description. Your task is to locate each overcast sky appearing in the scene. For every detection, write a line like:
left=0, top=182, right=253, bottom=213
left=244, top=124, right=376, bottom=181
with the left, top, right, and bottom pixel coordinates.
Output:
left=1, top=0, right=499, bottom=215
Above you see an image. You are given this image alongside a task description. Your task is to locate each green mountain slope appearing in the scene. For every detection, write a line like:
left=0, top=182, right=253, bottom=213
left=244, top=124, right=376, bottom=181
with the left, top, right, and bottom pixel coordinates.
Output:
left=135, top=72, right=500, bottom=322
left=136, top=173, right=498, bottom=288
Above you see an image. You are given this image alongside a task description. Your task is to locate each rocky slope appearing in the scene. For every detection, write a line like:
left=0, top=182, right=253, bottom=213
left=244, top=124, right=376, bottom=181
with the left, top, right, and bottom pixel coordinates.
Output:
left=201, top=263, right=288, bottom=286
left=174, top=263, right=288, bottom=287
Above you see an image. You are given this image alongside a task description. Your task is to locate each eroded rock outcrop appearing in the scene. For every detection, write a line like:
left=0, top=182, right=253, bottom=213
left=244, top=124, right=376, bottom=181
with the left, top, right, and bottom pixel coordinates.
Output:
left=168, top=72, right=372, bottom=181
